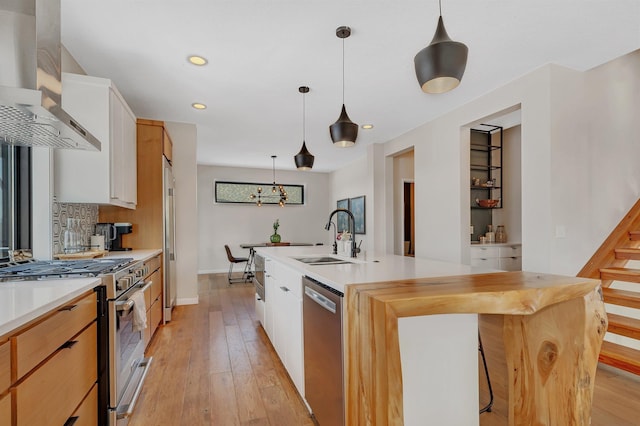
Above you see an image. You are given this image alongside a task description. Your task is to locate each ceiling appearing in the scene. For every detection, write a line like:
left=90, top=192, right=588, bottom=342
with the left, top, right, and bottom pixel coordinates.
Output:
left=61, top=0, right=640, bottom=173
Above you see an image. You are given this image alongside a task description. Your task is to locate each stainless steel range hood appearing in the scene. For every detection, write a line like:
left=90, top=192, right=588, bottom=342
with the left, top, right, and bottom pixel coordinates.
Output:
left=0, top=0, right=101, bottom=151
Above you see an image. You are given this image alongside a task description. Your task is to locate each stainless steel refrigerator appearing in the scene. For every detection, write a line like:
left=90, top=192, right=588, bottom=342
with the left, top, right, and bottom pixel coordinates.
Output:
left=163, top=157, right=177, bottom=321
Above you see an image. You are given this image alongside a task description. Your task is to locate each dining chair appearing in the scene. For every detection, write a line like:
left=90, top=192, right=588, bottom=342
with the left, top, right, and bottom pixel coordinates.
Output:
left=224, top=245, right=251, bottom=284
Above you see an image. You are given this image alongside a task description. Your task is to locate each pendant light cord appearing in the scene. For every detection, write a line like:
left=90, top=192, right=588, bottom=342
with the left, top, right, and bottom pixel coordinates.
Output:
left=272, top=156, right=276, bottom=183
left=439, top=0, right=442, bottom=16
left=342, top=36, right=345, bottom=104
left=302, top=90, right=306, bottom=141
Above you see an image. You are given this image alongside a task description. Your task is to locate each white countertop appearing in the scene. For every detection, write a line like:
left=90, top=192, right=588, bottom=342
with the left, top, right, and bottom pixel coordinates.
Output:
left=0, top=249, right=161, bottom=339
left=102, top=248, right=162, bottom=262
left=0, top=277, right=102, bottom=338
left=254, top=246, right=495, bottom=293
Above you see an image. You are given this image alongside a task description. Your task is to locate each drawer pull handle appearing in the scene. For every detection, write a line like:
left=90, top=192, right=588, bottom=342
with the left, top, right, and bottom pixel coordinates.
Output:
left=64, top=416, right=79, bottom=426
left=58, top=304, right=78, bottom=312
left=280, top=286, right=290, bottom=292
left=60, top=340, right=78, bottom=350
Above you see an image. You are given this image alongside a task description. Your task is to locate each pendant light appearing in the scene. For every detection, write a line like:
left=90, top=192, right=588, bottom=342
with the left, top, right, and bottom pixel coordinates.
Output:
left=414, top=0, right=468, bottom=94
left=249, top=156, right=288, bottom=207
left=294, top=86, right=315, bottom=170
left=329, top=26, right=358, bottom=147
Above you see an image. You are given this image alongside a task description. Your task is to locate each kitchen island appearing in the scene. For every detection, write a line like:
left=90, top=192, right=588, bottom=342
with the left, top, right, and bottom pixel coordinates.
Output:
left=254, top=246, right=606, bottom=426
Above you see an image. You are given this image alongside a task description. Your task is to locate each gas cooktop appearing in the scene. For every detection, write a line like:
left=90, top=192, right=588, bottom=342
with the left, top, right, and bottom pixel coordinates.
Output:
left=0, top=258, right=134, bottom=281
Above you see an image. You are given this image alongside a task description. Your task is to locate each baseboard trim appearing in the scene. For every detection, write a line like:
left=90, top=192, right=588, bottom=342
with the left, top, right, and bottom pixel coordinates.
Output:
left=198, top=269, right=227, bottom=274
left=177, top=297, right=199, bottom=306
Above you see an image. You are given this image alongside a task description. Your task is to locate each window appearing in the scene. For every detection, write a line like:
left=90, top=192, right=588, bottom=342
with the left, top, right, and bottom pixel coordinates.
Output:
left=0, top=145, right=31, bottom=261
left=214, top=181, right=304, bottom=205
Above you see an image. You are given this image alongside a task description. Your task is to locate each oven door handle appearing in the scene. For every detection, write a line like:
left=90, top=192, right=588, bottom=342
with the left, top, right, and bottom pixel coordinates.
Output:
left=138, top=280, right=153, bottom=292
left=116, top=299, right=134, bottom=313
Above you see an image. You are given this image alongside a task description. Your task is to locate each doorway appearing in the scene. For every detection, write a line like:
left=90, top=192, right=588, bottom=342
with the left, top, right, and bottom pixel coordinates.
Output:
left=404, top=181, right=415, bottom=256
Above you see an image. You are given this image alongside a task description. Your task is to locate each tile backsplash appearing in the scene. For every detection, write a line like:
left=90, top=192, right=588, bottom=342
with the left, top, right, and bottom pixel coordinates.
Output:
left=52, top=202, right=99, bottom=254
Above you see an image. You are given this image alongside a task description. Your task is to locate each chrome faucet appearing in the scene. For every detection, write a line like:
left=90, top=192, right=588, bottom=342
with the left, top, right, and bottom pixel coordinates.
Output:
left=325, top=208, right=357, bottom=258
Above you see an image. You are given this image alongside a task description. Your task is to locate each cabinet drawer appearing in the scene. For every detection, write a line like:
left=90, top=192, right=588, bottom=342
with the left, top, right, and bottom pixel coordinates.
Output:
left=499, top=245, right=522, bottom=257
left=13, top=291, right=96, bottom=380
left=15, top=322, right=97, bottom=426
left=470, top=246, right=500, bottom=259
left=470, top=257, right=500, bottom=269
left=499, top=256, right=522, bottom=272
left=143, top=281, right=153, bottom=310
left=144, top=255, right=161, bottom=278
left=69, top=383, right=98, bottom=426
left=0, top=340, right=9, bottom=393
left=0, top=392, right=10, bottom=426
left=149, top=269, right=162, bottom=304
left=150, top=298, right=163, bottom=337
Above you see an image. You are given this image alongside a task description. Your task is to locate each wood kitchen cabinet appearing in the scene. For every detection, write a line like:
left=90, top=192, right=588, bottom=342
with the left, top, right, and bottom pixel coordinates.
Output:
left=142, top=254, right=163, bottom=348
left=55, top=73, right=137, bottom=209
left=9, top=290, right=98, bottom=426
left=100, top=119, right=171, bottom=249
left=0, top=339, right=9, bottom=425
left=100, top=119, right=173, bottom=322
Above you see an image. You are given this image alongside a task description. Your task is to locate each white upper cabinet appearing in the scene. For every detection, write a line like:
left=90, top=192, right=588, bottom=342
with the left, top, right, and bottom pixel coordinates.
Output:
left=54, top=73, right=137, bottom=209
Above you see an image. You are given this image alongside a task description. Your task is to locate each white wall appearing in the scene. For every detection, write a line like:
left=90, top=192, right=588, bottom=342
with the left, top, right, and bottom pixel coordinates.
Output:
left=339, top=49, right=640, bottom=276
left=165, top=121, right=199, bottom=304
left=330, top=151, right=376, bottom=252
left=198, top=165, right=331, bottom=273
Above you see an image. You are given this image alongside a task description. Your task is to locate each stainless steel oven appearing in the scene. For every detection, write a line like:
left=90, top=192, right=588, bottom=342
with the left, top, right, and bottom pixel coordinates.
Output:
left=106, top=261, right=153, bottom=426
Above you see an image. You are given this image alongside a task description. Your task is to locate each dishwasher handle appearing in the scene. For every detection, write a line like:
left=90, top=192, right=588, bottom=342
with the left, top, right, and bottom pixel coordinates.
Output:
left=305, top=286, right=337, bottom=314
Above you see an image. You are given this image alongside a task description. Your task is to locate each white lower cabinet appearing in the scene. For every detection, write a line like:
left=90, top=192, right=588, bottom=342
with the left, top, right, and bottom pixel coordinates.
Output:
left=262, top=258, right=305, bottom=397
left=470, top=244, right=522, bottom=271
left=255, top=292, right=265, bottom=327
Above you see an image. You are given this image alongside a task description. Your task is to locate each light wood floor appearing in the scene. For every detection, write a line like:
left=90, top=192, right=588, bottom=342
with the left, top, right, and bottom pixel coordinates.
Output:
left=131, top=274, right=640, bottom=425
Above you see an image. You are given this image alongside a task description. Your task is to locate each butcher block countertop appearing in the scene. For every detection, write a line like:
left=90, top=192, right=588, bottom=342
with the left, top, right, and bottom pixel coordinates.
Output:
left=345, top=271, right=606, bottom=426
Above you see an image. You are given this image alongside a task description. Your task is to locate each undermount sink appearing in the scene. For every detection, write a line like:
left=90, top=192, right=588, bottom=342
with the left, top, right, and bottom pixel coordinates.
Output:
left=293, top=256, right=353, bottom=265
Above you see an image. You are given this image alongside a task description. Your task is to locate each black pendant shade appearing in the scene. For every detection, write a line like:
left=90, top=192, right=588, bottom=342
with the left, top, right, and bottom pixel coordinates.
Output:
left=294, top=141, right=314, bottom=170
left=330, top=26, right=358, bottom=147
left=294, top=86, right=314, bottom=170
left=330, top=104, right=358, bottom=147
left=414, top=15, right=468, bottom=94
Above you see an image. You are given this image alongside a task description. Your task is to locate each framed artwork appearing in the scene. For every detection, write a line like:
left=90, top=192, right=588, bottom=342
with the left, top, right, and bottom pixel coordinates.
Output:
left=336, top=199, right=349, bottom=233
left=214, top=181, right=304, bottom=205
left=349, top=195, right=366, bottom=234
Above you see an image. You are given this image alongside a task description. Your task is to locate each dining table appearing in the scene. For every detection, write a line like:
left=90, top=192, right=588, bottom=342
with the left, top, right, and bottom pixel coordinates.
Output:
left=239, top=242, right=316, bottom=273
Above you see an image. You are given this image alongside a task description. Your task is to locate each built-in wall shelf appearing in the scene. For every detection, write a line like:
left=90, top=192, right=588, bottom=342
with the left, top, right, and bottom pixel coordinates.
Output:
left=470, top=124, right=503, bottom=240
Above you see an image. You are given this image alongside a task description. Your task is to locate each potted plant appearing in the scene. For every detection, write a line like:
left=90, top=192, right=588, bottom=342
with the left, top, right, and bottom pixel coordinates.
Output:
left=270, top=219, right=281, bottom=243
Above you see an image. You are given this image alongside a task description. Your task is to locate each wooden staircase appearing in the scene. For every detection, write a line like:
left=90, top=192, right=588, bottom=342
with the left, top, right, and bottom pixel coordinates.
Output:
left=578, top=200, right=640, bottom=375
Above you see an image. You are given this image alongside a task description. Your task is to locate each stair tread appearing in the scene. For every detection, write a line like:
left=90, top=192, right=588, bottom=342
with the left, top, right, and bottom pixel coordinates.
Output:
left=599, top=341, right=640, bottom=375
left=614, top=248, right=640, bottom=260
left=600, top=267, right=640, bottom=283
left=606, top=312, right=640, bottom=328
left=602, top=287, right=640, bottom=309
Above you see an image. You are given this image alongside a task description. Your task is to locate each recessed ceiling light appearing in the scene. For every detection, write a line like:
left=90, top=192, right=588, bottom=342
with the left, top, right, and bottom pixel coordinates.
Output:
left=191, top=103, right=207, bottom=110
left=188, top=55, right=208, bottom=66
left=362, top=124, right=374, bottom=129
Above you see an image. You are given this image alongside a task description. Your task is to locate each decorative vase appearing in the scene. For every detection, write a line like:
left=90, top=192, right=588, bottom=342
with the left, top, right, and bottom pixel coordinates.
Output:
left=270, top=233, right=281, bottom=243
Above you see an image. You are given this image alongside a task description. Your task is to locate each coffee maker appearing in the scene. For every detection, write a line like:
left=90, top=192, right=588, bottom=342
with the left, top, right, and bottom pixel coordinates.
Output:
left=95, top=222, right=132, bottom=251
left=112, top=223, right=132, bottom=251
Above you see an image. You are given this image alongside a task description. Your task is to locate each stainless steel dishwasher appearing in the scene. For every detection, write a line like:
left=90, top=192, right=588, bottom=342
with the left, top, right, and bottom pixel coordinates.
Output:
left=303, top=276, right=344, bottom=426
